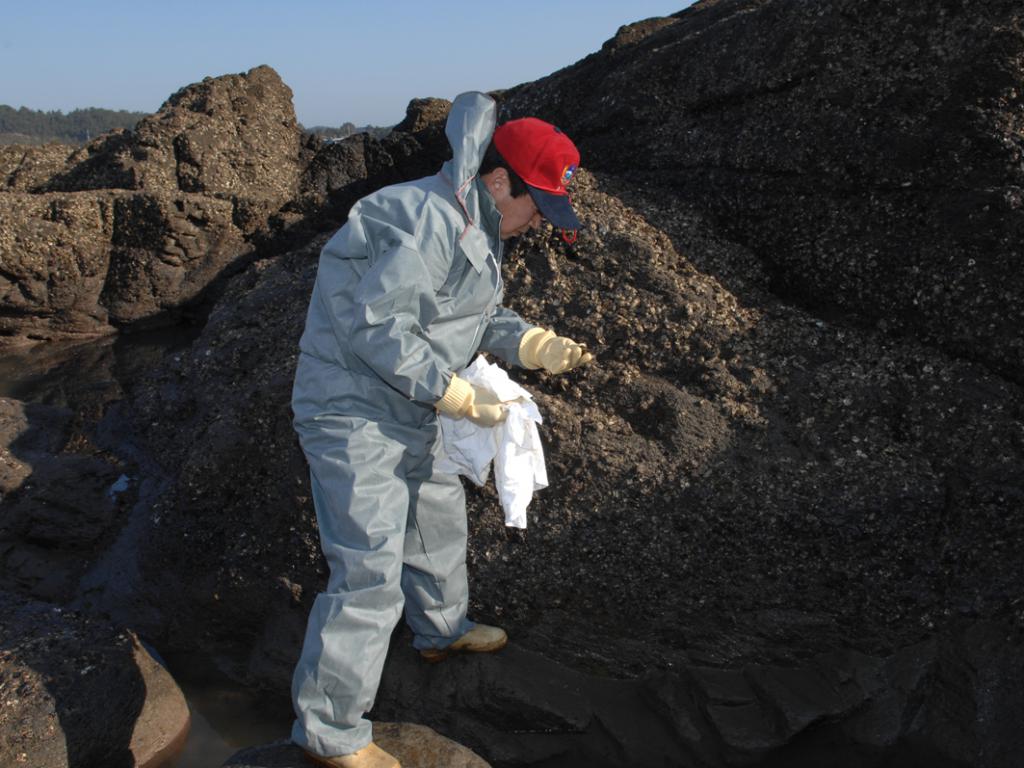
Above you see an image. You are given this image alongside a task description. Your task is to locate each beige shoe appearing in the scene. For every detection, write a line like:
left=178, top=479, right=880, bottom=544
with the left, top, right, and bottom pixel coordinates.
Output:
left=303, top=742, right=401, bottom=768
left=420, top=624, right=508, bottom=663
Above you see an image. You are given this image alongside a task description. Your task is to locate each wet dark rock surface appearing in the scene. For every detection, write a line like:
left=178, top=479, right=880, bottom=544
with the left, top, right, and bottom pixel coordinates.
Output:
left=0, top=2, right=1022, bottom=767
left=0, top=332, right=187, bottom=606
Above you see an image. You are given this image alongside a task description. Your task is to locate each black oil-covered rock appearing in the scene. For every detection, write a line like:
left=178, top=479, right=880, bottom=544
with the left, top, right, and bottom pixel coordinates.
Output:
left=501, top=0, right=1024, bottom=385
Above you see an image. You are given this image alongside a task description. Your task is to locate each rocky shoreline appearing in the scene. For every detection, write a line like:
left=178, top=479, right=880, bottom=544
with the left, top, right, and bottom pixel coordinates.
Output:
left=1, top=1, right=1022, bottom=766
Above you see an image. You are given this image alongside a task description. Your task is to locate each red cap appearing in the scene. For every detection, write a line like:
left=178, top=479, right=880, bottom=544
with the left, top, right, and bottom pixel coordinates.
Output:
left=492, top=118, right=581, bottom=231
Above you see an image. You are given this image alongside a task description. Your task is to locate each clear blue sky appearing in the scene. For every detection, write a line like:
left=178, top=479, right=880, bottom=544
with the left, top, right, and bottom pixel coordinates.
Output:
left=1, top=1, right=693, bottom=128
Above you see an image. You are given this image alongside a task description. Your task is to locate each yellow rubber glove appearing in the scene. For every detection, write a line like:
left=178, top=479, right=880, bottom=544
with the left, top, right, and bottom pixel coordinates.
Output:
left=519, top=328, right=594, bottom=374
left=436, top=374, right=508, bottom=427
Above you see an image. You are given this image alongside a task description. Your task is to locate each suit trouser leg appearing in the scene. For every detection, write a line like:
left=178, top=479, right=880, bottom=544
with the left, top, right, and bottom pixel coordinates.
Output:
left=290, top=417, right=409, bottom=756
left=401, top=433, right=474, bottom=651
left=290, top=416, right=473, bottom=756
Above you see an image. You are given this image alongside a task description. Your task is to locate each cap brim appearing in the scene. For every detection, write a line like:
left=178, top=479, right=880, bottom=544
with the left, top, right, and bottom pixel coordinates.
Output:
left=528, top=186, right=581, bottom=231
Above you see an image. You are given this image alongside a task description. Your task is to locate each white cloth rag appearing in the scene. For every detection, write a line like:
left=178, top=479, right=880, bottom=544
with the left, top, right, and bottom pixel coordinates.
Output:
left=436, top=356, right=548, bottom=528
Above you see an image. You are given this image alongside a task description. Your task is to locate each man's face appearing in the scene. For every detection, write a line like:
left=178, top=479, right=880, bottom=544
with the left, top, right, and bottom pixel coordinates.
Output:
left=497, top=192, right=542, bottom=239
left=482, top=167, right=544, bottom=240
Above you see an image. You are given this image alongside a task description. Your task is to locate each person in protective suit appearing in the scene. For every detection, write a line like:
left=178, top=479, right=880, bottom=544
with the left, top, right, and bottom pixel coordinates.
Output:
left=290, top=91, right=590, bottom=768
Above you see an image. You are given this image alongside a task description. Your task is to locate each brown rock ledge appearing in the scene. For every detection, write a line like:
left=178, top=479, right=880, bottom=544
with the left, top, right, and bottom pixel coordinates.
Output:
left=223, top=723, right=490, bottom=768
left=0, top=591, right=190, bottom=767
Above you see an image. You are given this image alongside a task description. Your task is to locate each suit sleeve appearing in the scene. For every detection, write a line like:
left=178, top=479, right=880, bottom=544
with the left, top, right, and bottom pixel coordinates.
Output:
left=477, top=282, right=537, bottom=367
left=336, top=209, right=456, bottom=404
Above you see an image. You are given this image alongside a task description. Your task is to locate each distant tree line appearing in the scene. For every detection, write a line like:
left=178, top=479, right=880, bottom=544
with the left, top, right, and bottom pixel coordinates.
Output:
left=0, top=104, right=391, bottom=146
left=0, top=105, right=148, bottom=145
left=304, top=121, right=391, bottom=141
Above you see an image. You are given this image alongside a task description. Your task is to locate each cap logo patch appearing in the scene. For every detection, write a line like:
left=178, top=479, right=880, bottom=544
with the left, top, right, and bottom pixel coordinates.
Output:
left=561, top=164, right=577, bottom=186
